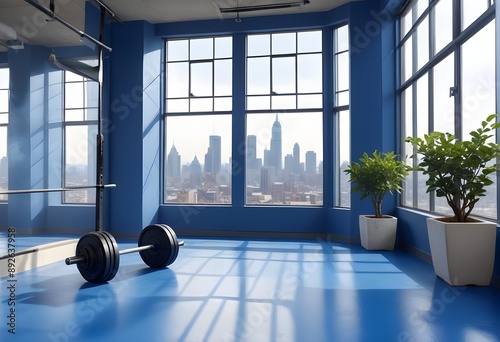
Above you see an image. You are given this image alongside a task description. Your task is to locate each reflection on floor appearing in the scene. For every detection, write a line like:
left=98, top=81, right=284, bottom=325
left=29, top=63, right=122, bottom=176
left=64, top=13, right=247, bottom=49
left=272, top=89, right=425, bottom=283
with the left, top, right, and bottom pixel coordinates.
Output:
left=1, top=237, right=500, bottom=342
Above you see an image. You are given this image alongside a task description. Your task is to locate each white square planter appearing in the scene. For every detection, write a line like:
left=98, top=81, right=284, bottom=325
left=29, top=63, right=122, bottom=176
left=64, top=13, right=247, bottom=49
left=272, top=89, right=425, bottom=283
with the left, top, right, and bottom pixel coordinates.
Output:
left=359, top=215, right=397, bottom=251
left=427, top=217, right=497, bottom=286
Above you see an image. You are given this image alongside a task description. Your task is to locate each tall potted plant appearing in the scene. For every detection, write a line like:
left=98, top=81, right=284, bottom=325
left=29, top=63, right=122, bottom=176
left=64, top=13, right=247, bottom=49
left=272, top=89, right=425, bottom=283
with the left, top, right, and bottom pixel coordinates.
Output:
left=345, top=151, right=410, bottom=250
left=405, top=114, right=500, bottom=286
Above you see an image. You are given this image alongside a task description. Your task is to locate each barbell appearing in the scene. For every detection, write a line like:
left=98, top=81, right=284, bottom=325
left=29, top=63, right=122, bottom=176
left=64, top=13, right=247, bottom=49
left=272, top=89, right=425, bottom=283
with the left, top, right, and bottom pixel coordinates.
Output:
left=65, top=224, right=184, bottom=283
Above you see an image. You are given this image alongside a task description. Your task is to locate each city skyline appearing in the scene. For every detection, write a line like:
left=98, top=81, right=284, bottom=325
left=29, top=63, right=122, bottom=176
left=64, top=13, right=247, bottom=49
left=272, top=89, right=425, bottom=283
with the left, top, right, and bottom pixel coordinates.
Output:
left=165, top=112, right=324, bottom=170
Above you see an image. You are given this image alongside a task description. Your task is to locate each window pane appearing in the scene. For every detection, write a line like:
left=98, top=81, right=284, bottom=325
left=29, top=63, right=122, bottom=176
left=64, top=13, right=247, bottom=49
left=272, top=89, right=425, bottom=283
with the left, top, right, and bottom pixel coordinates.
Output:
left=167, top=62, right=189, bottom=98
left=190, top=38, right=213, bottom=60
left=214, top=59, right=232, bottom=96
left=0, top=90, right=8, bottom=113
left=215, top=37, right=232, bottom=58
left=0, top=68, right=9, bottom=88
left=248, top=34, right=270, bottom=56
left=65, top=82, right=84, bottom=108
left=336, top=51, right=349, bottom=91
left=298, top=94, right=322, bottom=109
left=336, top=91, right=349, bottom=107
left=191, top=62, right=213, bottom=97
left=416, top=75, right=429, bottom=210
left=165, top=115, right=231, bottom=204
left=432, top=53, right=455, bottom=133
left=298, top=54, right=322, bottom=93
left=461, top=20, right=495, bottom=139
left=434, top=0, right=453, bottom=55
left=64, top=125, right=97, bottom=204
left=461, top=20, right=496, bottom=219
left=271, top=95, right=296, bottom=109
left=272, top=32, right=296, bottom=55
left=462, top=0, right=489, bottom=30
left=298, top=31, right=322, bottom=53
left=417, top=17, right=429, bottom=70
left=167, top=99, right=189, bottom=112
left=168, top=40, right=188, bottom=61
left=190, top=98, right=213, bottom=112
left=401, top=36, right=413, bottom=83
left=0, top=126, right=7, bottom=201
left=86, top=108, right=98, bottom=121
left=415, top=0, right=429, bottom=18
left=65, top=109, right=85, bottom=122
left=336, top=25, right=349, bottom=52
left=401, top=7, right=413, bottom=38
left=214, top=97, right=232, bottom=111
left=246, top=113, right=323, bottom=205
left=247, top=96, right=270, bottom=110
left=86, top=81, right=99, bottom=108
left=402, top=86, right=413, bottom=207
left=247, top=57, right=270, bottom=95
left=272, top=57, right=296, bottom=94
left=338, top=110, right=350, bottom=207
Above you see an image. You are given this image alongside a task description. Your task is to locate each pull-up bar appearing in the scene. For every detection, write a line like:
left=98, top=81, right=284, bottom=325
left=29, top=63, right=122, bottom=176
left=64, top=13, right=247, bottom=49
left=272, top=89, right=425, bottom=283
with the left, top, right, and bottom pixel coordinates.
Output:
left=0, top=184, right=116, bottom=195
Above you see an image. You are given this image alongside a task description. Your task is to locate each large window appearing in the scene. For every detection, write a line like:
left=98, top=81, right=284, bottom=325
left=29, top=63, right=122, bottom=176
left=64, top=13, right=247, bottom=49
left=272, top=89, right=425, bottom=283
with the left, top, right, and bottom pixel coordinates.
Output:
left=164, top=37, right=232, bottom=204
left=0, top=67, right=8, bottom=201
left=334, top=25, right=350, bottom=208
left=63, top=70, right=98, bottom=204
left=400, top=0, right=496, bottom=219
left=246, top=31, right=323, bottom=205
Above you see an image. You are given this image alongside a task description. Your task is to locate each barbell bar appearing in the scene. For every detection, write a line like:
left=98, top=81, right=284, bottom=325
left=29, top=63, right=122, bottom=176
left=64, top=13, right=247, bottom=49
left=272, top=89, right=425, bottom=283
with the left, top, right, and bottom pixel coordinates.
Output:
left=0, top=184, right=116, bottom=195
left=65, top=224, right=184, bottom=283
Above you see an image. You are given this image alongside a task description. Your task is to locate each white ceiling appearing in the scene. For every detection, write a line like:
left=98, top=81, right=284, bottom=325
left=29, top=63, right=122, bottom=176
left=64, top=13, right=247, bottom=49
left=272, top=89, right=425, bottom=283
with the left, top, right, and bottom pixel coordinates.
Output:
left=0, top=0, right=355, bottom=52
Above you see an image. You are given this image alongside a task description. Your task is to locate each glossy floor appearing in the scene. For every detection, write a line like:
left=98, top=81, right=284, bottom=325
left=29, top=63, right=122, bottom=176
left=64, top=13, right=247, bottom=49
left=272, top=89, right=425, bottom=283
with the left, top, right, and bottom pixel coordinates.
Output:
left=1, top=237, right=500, bottom=342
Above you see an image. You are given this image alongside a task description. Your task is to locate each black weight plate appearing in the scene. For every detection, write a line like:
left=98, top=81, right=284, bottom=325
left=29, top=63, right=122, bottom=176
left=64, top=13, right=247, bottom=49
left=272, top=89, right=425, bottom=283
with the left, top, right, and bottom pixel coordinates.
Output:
left=99, top=231, right=120, bottom=282
left=138, top=224, right=175, bottom=268
left=159, top=224, right=180, bottom=265
left=76, top=232, right=112, bottom=283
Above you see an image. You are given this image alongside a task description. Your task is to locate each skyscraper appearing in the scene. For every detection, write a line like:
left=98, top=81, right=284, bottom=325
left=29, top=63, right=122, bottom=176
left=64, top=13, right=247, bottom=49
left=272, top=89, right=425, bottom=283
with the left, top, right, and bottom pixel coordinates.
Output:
left=293, top=142, right=300, bottom=174
left=190, top=155, right=202, bottom=186
left=204, top=135, right=221, bottom=173
left=305, top=151, right=317, bottom=174
left=269, top=114, right=282, bottom=176
left=247, top=135, right=257, bottom=170
left=167, top=145, right=181, bottom=179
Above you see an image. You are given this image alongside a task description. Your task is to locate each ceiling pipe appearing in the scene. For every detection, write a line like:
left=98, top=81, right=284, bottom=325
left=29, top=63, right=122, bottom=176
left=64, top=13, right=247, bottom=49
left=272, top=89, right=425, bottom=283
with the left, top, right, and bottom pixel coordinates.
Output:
left=219, top=0, right=310, bottom=13
left=24, top=0, right=112, bottom=52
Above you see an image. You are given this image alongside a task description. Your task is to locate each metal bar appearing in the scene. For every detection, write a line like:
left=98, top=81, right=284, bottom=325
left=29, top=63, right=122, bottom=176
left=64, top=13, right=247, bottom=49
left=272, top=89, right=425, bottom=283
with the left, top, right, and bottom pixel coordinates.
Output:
left=65, top=256, right=85, bottom=265
left=0, top=184, right=116, bottom=195
left=65, top=240, right=184, bottom=265
left=119, top=244, right=155, bottom=256
left=24, top=0, right=112, bottom=52
left=95, top=5, right=106, bottom=232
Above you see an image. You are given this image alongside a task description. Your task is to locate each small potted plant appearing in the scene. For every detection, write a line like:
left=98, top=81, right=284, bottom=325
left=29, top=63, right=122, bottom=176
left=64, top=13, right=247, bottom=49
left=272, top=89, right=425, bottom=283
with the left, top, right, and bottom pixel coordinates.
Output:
left=405, top=114, right=500, bottom=286
left=345, top=150, right=410, bottom=250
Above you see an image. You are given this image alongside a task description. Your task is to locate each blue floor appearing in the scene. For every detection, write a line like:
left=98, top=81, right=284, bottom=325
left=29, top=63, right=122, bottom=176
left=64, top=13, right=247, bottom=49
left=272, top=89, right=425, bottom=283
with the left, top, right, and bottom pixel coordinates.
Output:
left=1, top=237, right=500, bottom=342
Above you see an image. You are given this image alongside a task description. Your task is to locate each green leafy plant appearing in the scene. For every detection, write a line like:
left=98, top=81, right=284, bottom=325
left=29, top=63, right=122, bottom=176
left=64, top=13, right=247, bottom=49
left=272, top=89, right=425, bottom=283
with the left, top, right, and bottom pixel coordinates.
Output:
left=404, top=114, right=500, bottom=222
left=345, top=151, right=410, bottom=218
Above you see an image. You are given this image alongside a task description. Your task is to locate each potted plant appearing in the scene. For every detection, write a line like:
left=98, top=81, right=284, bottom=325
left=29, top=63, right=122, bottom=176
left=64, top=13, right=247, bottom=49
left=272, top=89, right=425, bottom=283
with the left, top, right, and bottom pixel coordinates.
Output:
left=345, top=150, right=410, bottom=250
left=405, top=114, right=500, bottom=286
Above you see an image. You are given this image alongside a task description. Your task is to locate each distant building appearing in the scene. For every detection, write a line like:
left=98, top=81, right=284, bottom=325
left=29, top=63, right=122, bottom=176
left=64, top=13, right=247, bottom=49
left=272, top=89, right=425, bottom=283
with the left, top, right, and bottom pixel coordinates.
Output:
left=204, top=135, right=221, bottom=174
left=305, top=151, right=317, bottom=174
left=167, top=145, right=181, bottom=179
